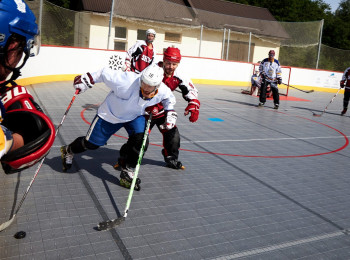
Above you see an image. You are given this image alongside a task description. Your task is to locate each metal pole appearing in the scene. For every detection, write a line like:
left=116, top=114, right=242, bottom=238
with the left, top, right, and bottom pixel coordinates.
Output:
left=198, top=25, right=203, bottom=57
left=248, top=32, right=252, bottom=62
left=107, top=0, right=115, bottom=49
left=38, top=0, right=43, bottom=35
left=226, top=29, right=230, bottom=60
left=316, top=19, right=324, bottom=69
left=221, top=28, right=226, bottom=59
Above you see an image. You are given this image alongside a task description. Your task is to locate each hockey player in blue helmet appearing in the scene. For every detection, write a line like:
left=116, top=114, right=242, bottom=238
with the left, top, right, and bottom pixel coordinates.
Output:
left=0, top=0, right=40, bottom=87
left=0, top=0, right=55, bottom=173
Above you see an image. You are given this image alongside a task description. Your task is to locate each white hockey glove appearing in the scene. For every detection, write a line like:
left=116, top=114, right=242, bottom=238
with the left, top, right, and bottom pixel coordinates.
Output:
left=122, top=59, right=131, bottom=72
left=73, top=72, right=94, bottom=94
left=161, top=111, right=177, bottom=130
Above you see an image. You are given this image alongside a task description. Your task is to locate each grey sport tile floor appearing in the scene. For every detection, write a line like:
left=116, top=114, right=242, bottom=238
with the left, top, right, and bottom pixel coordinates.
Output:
left=1, top=81, right=350, bottom=260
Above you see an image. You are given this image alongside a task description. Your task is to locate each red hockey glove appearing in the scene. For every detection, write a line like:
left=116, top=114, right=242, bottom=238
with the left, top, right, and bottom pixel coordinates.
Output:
left=184, top=99, right=200, bottom=123
left=340, top=80, right=345, bottom=88
left=73, top=72, right=94, bottom=94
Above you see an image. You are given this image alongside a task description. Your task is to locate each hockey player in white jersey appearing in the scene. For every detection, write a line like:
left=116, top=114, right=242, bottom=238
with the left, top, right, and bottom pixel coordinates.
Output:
left=250, top=68, right=261, bottom=95
left=123, top=29, right=156, bottom=73
left=61, top=65, right=176, bottom=190
left=258, top=50, right=282, bottom=109
left=115, top=47, right=200, bottom=170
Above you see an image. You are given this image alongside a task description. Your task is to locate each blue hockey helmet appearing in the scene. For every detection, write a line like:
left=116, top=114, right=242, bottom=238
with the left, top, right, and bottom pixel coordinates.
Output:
left=0, top=0, right=40, bottom=57
left=0, top=0, right=40, bottom=85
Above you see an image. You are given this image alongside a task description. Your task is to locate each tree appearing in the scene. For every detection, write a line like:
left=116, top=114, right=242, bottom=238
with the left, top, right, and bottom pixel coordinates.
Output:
left=228, top=0, right=350, bottom=50
left=45, top=0, right=71, bottom=9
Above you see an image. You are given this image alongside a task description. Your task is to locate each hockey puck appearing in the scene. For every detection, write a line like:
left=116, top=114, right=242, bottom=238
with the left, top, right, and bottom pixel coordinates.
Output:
left=14, top=231, right=26, bottom=239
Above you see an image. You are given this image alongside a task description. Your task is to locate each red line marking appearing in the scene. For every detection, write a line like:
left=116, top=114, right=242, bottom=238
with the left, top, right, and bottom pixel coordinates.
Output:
left=80, top=107, right=348, bottom=158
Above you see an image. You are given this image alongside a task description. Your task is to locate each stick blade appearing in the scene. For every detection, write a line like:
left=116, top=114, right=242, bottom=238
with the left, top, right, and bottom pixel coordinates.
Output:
left=97, top=217, right=125, bottom=231
left=0, top=216, right=15, bottom=232
left=312, top=112, right=322, bottom=117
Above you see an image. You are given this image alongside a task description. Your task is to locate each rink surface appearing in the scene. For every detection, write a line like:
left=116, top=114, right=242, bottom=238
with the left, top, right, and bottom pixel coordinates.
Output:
left=1, top=82, right=350, bottom=259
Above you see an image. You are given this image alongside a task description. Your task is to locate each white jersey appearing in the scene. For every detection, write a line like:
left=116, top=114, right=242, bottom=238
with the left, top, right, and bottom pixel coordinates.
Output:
left=251, top=73, right=261, bottom=88
left=259, top=58, right=282, bottom=83
left=90, top=68, right=176, bottom=124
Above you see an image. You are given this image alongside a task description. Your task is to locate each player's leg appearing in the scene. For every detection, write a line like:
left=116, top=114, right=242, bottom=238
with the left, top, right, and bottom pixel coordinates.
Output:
left=61, top=115, right=121, bottom=172
left=271, top=82, right=280, bottom=109
left=119, top=115, right=147, bottom=190
left=341, top=89, right=350, bottom=115
left=259, top=80, right=267, bottom=106
left=161, top=126, right=184, bottom=169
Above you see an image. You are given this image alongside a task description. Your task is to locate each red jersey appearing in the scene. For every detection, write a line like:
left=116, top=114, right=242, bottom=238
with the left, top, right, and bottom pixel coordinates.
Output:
left=149, top=63, right=198, bottom=119
left=126, top=40, right=154, bottom=74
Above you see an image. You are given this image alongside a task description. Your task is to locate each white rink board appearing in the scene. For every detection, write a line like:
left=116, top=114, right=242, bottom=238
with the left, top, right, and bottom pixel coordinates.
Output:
left=20, top=46, right=343, bottom=90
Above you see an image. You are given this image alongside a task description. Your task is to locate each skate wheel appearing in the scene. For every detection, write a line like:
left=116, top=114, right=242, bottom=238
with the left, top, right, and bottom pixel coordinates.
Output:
left=113, top=163, right=120, bottom=170
left=180, top=165, right=186, bottom=170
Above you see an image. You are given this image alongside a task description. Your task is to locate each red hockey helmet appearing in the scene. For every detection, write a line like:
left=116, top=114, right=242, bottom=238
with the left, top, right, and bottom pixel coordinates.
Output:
left=0, top=85, right=55, bottom=174
left=164, top=47, right=181, bottom=63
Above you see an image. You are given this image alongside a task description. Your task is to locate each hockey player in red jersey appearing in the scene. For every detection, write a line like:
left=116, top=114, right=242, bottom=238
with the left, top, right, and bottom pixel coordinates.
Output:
left=0, top=0, right=55, bottom=173
left=123, top=29, right=156, bottom=74
left=340, top=67, right=350, bottom=116
left=115, top=47, right=200, bottom=170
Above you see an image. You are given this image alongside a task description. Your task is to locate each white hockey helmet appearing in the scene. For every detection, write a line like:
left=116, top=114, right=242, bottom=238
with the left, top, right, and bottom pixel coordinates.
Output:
left=146, top=28, right=156, bottom=37
left=141, top=65, right=163, bottom=88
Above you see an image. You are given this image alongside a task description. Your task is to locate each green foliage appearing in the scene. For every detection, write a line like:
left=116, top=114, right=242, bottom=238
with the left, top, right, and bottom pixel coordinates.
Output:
left=228, top=0, right=350, bottom=51
left=45, top=0, right=70, bottom=9
left=41, top=1, right=75, bottom=46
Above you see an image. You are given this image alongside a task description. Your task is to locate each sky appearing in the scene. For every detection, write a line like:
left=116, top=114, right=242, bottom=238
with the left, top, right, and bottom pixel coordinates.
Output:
left=323, top=0, right=341, bottom=12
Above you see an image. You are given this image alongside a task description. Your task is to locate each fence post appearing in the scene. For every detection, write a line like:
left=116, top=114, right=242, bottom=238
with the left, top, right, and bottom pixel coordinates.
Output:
left=221, top=28, right=226, bottom=60
left=107, top=0, right=115, bottom=50
left=199, top=25, right=203, bottom=57
left=248, top=32, right=252, bottom=62
left=226, top=29, right=230, bottom=60
left=39, top=0, right=43, bottom=35
left=316, top=19, right=324, bottom=69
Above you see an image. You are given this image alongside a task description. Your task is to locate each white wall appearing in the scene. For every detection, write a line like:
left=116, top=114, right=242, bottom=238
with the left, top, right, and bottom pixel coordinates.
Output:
left=18, top=46, right=342, bottom=92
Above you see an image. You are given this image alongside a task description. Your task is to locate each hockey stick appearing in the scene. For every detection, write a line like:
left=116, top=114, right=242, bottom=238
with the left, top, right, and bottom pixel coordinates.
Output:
left=0, top=89, right=80, bottom=232
left=312, top=88, right=341, bottom=117
left=97, top=113, right=153, bottom=231
left=282, top=83, right=314, bottom=93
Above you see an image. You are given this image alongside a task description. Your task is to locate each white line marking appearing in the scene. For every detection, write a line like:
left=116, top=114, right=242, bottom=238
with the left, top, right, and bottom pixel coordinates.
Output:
left=52, top=135, right=349, bottom=148
left=212, top=231, right=345, bottom=260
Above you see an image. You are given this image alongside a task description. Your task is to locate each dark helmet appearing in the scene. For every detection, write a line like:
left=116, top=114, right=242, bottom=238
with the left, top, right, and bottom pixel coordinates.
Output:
left=268, top=50, right=275, bottom=57
left=0, top=0, right=40, bottom=84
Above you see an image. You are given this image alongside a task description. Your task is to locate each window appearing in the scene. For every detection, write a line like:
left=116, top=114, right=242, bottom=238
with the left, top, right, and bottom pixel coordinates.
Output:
left=114, top=26, right=127, bottom=50
left=114, top=42, right=126, bottom=51
left=115, top=27, right=126, bottom=39
left=165, top=32, right=181, bottom=43
left=224, top=40, right=255, bottom=62
left=137, top=29, right=146, bottom=40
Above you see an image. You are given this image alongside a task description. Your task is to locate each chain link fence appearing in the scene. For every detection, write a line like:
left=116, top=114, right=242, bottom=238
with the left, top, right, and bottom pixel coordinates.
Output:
left=26, top=0, right=349, bottom=72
